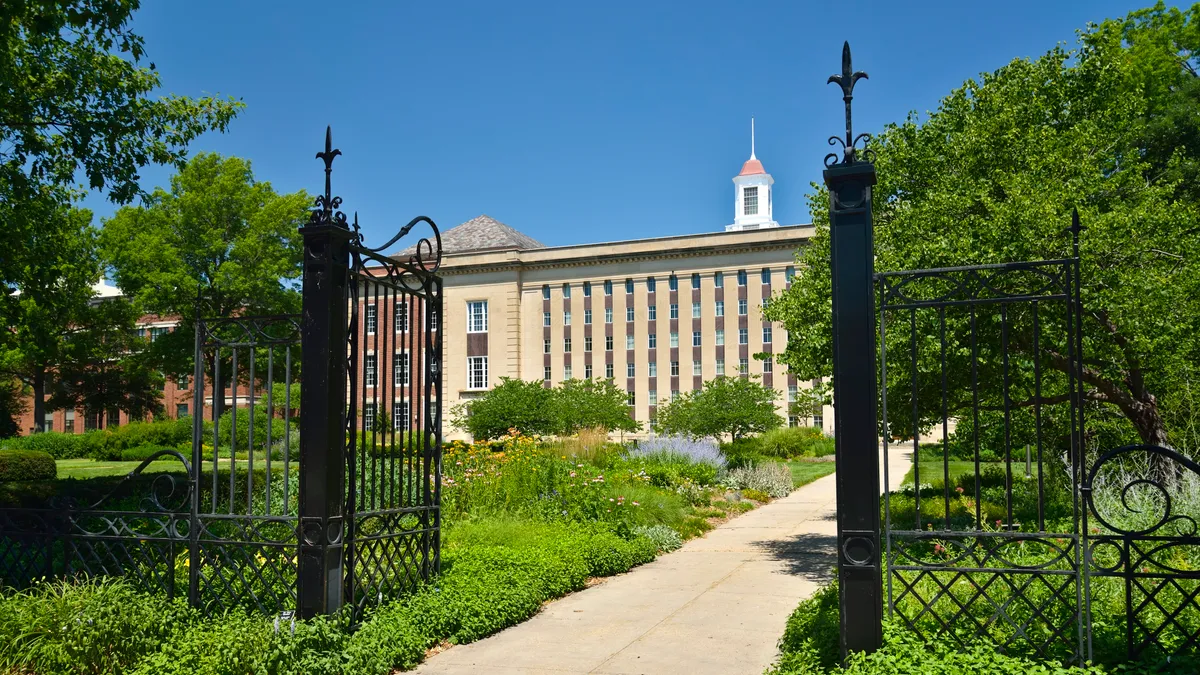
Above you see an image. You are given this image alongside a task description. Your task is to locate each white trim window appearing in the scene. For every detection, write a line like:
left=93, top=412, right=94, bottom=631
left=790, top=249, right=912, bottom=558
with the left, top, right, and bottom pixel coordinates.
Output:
left=564, top=364, right=573, bottom=380
left=467, top=301, right=488, bottom=333
left=393, top=402, right=410, bottom=431
left=716, top=329, right=725, bottom=346
left=394, top=301, right=408, bottom=332
left=467, top=356, right=488, bottom=389
left=363, top=403, right=376, bottom=431
left=365, top=354, right=377, bottom=387
left=743, top=186, right=759, bottom=215
left=394, top=352, right=409, bottom=386
left=366, top=306, right=377, bottom=334
left=564, top=311, right=572, bottom=325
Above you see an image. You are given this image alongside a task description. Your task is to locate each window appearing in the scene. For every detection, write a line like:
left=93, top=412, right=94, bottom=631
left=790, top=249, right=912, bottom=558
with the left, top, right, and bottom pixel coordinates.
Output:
left=543, top=312, right=551, bottom=327
left=762, top=297, right=771, bottom=311
left=716, top=359, right=725, bottom=376
left=716, top=329, right=725, bottom=346
left=813, top=413, right=824, bottom=430
left=738, top=328, right=748, bottom=344
left=363, top=404, right=375, bottom=432
left=737, top=270, right=747, bottom=286
left=585, top=309, right=592, bottom=324
left=177, top=404, right=189, bottom=419
left=785, top=266, right=795, bottom=282
left=562, top=283, right=571, bottom=298
left=670, top=332, right=679, bottom=348
left=627, top=363, right=635, bottom=377
left=65, top=411, right=76, bottom=433
left=738, top=299, right=748, bottom=315
left=647, top=277, right=656, bottom=293
left=468, top=301, right=488, bottom=332
left=693, top=361, right=702, bottom=376
left=715, top=300, right=724, bottom=317
left=605, top=335, right=613, bottom=351
left=605, top=308, right=613, bottom=323
left=394, top=402, right=410, bottom=431
left=564, top=337, right=572, bottom=352
left=625, top=279, right=633, bottom=294
left=150, top=326, right=170, bottom=341
left=648, top=333, right=657, bottom=349
left=394, top=352, right=409, bottom=386
left=365, top=355, right=377, bottom=387
left=714, top=271, right=724, bottom=287
left=542, top=285, right=551, bottom=300
left=692, top=331, right=701, bottom=346
left=649, top=362, right=657, bottom=377
left=604, top=280, right=612, bottom=295
left=763, top=326, right=773, bottom=343
left=627, top=391, right=635, bottom=406
left=788, top=385, right=798, bottom=402
left=85, top=411, right=99, bottom=431
left=743, top=186, right=759, bottom=215
left=43, top=413, right=54, bottom=432
left=670, top=303, right=678, bottom=319
left=671, top=390, right=680, bottom=402
left=429, top=310, right=438, bottom=332
left=585, top=365, right=593, bottom=379
left=668, top=275, right=678, bottom=291
left=626, top=335, right=635, bottom=350
left=563, top=311, right=571, bottom=325
left=544, top=365, right=552, bottom=381
left=583, top=281, right=592, bottom=297
left=761, top=268, right=771, bottom=284
left=106, top=407, right=119, bottom=428
left=692, top=303, right=701, bottom=318
left=789, top=415, right=800, bottom=428
left=763, top=357, right=773, bottom=373
left=564, top=364, right=573, bottom=379
left=739, top=357, right=749, bottom=374
left=626, top=307, right=634, bottom=322
left=365, top=306, right=377, bottom=334
left=649, top=390, right=657, bottom=405
left=648, top=305, right=657, bottom=320
left=178, top=375, right=189, bottom=390
left=605, top=363, right=614, bottom=378
left=691, top=273, right=700, bottom=289
left=467, top=356, right=488, bottom=389
left=585, top=336, right=593, bottom=352
left=670, top=361, right=679, bottom=376
left=544, top=339, right=551, bottom=354
left=395, top=301, right=408, bottom=331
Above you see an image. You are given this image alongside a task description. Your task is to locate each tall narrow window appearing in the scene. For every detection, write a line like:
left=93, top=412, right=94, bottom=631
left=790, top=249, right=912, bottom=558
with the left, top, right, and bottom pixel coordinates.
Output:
left=605, top=308, right=613, bottom=323
left=785, top=266, right=795, bottom=282
left=625, top=279, right=634, bottom=294
left=394, top=301, right=408, bottom=331
left=627, top=391, right=635, bottom=406
left=739, top=357, right=749, bottom=374
left=670, top=303, right=678, bottom=319
left=626, top=335, right=634, bottom=349
left=691, top=273, right=700, bottom=289
left=670, top=361, right=679, bottom=376
left=693, top=360, right=702, bottom=376
left=366, top=306, right=377, bottom=334
left=543, top=311, right=551, bottom=326
left=715, top=300, right=724, bottom=317
left=648, top=333, right=657, bottom=349
left=544, top=365, right=552, bottom=381
left=647, top=277, right=656, bottom=293
left=467, top=356, right=488, bottom=389
left=716, top=359, right=725, bottom=376
left=763, top=357, right=773, bottom=373
left=544, top=338, right=551, bottom=354
left=467, top=301, right=488, bottom=332
left=585, top=336, right=593, bottom=352
left=761, top=268, right=771, bottom=284
left=626, top=307, right=634, bottom=322
left=627, top=362, right=635, bottom=377
left=585, top=309, right=592, bottom=324
left=562, top=283, right=571, bottom=298
left=363, top=404, right=375, bottom=432
left=649, top=305, right=657, bottom=320
left=605, top=363, right=614, bottom=378
left=692, top=331, right=701, bottom=346
left=649, top=390, right=657, bottom=405
left=739, top=328, right=748, bottom=345
left=669, top=275, right=678, bottom=291
left=583, top=281, right=592, bottom=296
left=394, top=402, right=410, bottom=431
left=649, top=362, right=658, bottom=377
left=585, top=365, right=593, bottom=378
left=737, top=270, right=747, bottom=286
left=394, top=352, right=409, bottom=386
left=563, top=311, right=571, bottom=325
left=564, top=337, right=572, bottom=352
left=564, top=364, right=573, bottom=380
left=763, top=326, right=773, bottom=343
left=542, top=285, right=551, bottom=300
left=365, top=354, right=377, bottom=387
left=605, top=336, right=613, bottom=351
left=738, top=299, right=748, bottom=315
left=788, top=385, right=798, bottom=402
left=743, top=186, right=759, bottom=215
left=714, top=271, right=724, bottom=288
left=670, top=332, right=679, bottom=348
left=715, top=329, right=725, bottom=346
left=692, top=303, right=701, bottom=318
left=604, top=280, right=613, bottom=295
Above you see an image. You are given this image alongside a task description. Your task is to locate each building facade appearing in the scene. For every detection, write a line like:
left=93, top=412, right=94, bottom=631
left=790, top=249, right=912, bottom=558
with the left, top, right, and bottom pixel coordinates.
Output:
left=431, top=147, right=831, bottom=440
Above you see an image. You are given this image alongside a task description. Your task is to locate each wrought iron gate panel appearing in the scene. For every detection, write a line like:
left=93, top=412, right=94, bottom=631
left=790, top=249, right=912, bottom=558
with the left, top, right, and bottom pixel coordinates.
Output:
left=878, top=253, right=1087, bottom=661
left=344, top=215, right=443, bottom=621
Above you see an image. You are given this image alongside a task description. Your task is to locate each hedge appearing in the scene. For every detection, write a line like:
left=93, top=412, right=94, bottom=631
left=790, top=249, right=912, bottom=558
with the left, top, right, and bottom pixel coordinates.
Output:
left=0, top=449, right=56, bottom=481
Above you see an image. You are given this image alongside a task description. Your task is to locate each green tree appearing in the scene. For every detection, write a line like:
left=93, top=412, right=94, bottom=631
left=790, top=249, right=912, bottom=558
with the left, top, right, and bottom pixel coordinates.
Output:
left=0, top=378, right=28, bottom=438
left=766, top=5, right=1200, bottom=465
left=47, top=297, right=164, bottom=426
left=100, top=153, right=310, bottom=378
left=1, top=0, right=241, bottom=303
left=550, top=378, right=640, bottom=435
left=654, top=376, right=782, bottom=442
left=450, top=378, right=556, bottom=440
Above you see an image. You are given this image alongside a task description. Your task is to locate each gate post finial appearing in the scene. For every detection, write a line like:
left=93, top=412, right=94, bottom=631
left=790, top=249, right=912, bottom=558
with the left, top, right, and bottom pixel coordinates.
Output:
left=824, top=43, right=884, bottom=658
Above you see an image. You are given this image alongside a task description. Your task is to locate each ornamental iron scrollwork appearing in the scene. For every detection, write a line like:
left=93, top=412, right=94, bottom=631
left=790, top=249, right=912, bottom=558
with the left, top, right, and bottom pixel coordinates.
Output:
left=825, top=41, right=874, bottom=167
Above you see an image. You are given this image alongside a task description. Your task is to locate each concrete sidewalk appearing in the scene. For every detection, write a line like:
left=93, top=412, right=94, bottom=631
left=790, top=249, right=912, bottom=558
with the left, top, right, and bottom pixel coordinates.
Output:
left=414, top=448, right=910, bottom=675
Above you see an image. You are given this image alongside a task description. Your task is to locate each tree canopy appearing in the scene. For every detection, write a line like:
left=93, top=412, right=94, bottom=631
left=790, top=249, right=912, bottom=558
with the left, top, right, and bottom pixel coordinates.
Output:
left=766, top=4, right=1200, bottom=457
left=450, top=377, right=640, bottom=441
left=100, top=153, right=309, bottom=377
left=653, top=376, right=782, bottom=441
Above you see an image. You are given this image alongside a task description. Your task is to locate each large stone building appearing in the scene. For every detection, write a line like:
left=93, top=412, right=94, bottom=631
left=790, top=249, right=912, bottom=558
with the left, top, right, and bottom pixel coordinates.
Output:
left=431, top=142, right=829, bottom=439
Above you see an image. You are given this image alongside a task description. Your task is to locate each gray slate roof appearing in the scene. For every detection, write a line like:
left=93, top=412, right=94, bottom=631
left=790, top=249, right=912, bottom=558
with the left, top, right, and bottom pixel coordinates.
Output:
left=398, top=215, right=545, bottom=256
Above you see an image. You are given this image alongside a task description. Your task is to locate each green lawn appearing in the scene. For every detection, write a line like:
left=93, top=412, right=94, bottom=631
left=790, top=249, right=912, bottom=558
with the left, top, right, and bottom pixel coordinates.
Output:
left=786, top=460, right=837, bottom=487
left=900, top=460, right=1013, bottom=486
left=54, top=458, right=192, bottom=479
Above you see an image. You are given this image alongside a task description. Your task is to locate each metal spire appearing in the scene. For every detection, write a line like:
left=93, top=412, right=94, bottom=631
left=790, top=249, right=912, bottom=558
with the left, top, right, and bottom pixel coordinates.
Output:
left=750, top=117, right=756, bottom=160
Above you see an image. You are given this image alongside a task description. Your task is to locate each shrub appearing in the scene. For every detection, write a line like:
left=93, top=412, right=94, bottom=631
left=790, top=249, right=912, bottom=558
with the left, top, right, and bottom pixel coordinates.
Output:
left=0, top=449, right=56, bottom=481
left=0, top=432, right=89, bottom=460
left=215, top=407, right=290, bottom=453
left=720, top=437, right=766, bottom=468
left=741, top=488, right=771, bottom=502
left=759, top=426, right=835, bottom=458
left=769, top=580, right=841, bottom=674
left=634, top=524, right=683, bottom=553
left=344, top=606, right=427, bottom=674
left=630, top=435, right=725, bottom=468
left=119, top=444, right=177, bottom=462
left=726, top=462, right=793, bottom=498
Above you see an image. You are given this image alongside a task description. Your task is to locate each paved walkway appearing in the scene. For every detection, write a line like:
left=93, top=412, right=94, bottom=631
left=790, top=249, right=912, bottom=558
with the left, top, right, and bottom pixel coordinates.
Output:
left=414, top=448, right=911, bottom=675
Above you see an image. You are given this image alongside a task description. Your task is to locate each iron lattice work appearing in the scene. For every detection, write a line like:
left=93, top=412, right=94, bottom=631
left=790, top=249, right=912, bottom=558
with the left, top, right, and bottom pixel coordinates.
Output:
left=1083, top=445, right=1200, bottom=660
left=343, top=216, right=443, bottom=620
left=877, top=241, right=1088, bottom=660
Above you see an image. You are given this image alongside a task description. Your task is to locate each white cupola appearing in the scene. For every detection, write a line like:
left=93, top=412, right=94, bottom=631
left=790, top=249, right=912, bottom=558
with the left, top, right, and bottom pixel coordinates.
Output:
left=727, top=118, right=778, bottom=232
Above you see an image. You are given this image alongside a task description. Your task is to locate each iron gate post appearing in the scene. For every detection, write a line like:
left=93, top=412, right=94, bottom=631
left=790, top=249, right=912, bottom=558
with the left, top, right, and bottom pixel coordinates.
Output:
left=297, top=128, right=352, bottom=618
left=824, top=42, right=883, bottom=657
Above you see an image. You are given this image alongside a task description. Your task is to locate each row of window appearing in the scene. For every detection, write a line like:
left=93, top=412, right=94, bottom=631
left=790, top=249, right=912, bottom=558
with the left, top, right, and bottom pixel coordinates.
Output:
left=543, top=326, right=774, bottom=353
left=542, top=298, right=771, bottom=326
left=361, top=353, right=411, bottom=388
left=364, top=302, right=440, bottom=334
left=540, top=268, right=795, bottom=300
left=360, top=403, right=413, bottom=432
left=541, top=356, right=772, bottom=382
left=45, top=404, right=190, bottom=434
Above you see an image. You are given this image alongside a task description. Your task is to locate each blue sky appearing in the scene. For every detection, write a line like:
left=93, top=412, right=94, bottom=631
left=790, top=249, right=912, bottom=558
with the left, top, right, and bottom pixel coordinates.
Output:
left=83, top=0, right=1166, bottom=249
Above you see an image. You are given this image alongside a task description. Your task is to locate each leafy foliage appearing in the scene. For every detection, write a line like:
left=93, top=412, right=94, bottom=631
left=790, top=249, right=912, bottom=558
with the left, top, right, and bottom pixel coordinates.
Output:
left=653, top=375, right=783, bottom=441
left=451, top=377, right=639, bottom=440
left=549, top=378, right=639, bottom=435
left=0, top=449, right=55, bottom=481
left=758, top=426, right=835, bottom=459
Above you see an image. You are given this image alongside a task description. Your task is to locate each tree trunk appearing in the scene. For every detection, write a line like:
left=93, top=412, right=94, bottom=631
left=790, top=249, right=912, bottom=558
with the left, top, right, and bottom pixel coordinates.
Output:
left=1120, top=390, right=1177, bottom=483
left=32, top=368, right=45, bottom=433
